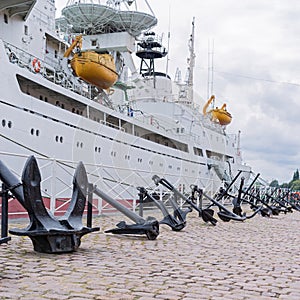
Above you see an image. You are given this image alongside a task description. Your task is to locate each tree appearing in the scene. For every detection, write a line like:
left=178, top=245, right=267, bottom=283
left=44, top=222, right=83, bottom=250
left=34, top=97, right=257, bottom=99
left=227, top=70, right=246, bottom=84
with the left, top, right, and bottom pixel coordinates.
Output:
left=280, top=182, right=289, bottom=188
left=290, top=179, right=300, bottom=191
left=293, top=169, right=299, bottom=181
left=270, top=180, right=279, bottom=188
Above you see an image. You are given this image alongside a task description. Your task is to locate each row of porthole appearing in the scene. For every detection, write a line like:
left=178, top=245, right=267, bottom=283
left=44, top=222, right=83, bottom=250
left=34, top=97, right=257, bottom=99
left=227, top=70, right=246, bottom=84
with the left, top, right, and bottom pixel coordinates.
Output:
left=55, top=135, right=63, bottom=143
left=2, top=120, right=203, bottom=175
left=30, top=128, right=40, bottom=136
left=2, top=119, right=12, bottom=128
left=39, top=96, right=84, bottom=115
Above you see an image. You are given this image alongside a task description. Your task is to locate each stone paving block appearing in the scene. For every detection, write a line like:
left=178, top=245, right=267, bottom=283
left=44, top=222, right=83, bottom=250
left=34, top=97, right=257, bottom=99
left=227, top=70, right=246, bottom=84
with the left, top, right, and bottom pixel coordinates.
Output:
left=0, top=210, right=299, bottom=299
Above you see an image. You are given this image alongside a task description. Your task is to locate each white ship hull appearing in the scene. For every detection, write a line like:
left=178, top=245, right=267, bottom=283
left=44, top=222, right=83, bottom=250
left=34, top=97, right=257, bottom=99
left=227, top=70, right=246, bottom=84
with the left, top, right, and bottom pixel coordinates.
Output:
left=0, top=0, right=251, bottom=216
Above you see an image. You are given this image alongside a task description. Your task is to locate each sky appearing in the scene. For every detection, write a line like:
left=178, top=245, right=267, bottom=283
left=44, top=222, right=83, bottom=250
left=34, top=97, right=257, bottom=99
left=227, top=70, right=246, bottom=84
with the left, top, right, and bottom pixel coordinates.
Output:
left=55, top=0, right=300, bottom=184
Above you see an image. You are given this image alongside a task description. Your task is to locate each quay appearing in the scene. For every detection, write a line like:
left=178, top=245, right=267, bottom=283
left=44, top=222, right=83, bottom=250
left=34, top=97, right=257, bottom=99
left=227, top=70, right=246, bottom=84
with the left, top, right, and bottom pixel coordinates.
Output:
left=0, top=210, right=299, bottom=300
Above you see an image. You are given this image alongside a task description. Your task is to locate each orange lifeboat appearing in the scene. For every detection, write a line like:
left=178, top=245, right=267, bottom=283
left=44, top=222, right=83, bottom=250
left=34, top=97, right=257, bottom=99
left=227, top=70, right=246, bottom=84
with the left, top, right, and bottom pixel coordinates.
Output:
left=211, top=104, right=232, bottom=126
left=203, top=95, right=232, bottom=126
left=64, top=35, right=118, bottom=90
left=70, top=52, right=118, bottom=90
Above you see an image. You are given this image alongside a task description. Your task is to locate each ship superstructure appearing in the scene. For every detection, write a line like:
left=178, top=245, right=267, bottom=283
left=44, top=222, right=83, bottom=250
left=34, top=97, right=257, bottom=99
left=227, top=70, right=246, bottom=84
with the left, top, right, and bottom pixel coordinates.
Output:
left=0, top=0, right=250, bottom=215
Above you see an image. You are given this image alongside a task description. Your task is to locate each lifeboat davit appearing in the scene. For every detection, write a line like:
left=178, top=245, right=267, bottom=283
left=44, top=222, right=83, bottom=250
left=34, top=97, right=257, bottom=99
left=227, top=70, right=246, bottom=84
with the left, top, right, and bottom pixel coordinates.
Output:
left=70, top=51, right=118, bottom=90
left=203, top=95, right=232, bottom=126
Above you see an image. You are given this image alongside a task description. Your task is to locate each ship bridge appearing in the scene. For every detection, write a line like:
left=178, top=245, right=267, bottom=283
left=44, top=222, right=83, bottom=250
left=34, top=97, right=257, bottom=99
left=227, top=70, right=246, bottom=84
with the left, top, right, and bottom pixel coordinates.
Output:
left=56, top=0, right=157, bottom=36
left=0, top=0, right=36, bottom=20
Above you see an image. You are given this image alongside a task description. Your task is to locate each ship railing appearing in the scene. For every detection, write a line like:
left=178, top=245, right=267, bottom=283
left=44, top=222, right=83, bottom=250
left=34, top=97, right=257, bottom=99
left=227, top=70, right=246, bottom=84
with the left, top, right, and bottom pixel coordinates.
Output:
left=4, top=41, right=95, bottom=100
left=0, top=152, right=220, bottom=218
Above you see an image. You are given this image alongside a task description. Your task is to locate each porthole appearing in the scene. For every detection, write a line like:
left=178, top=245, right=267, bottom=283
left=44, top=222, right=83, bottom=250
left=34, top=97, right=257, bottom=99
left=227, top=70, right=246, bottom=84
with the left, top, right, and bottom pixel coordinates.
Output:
left=30, top=128, right=34, bottom=135
left=2, top=119, right=6, bottom=127
left=7, top=121, right=12, bottom=128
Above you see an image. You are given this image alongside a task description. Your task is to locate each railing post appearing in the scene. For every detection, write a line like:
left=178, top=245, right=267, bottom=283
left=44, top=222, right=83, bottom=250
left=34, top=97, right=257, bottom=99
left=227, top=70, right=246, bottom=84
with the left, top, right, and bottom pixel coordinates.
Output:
left=50, top=159, right=57, bottom=213
left=1, top=183, right=11, bottom=244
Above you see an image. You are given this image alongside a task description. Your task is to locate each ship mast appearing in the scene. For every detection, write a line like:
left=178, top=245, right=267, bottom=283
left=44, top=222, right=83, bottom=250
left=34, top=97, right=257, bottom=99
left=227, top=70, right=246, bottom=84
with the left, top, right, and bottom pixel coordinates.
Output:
left=186, top=17, right=196, bottom=104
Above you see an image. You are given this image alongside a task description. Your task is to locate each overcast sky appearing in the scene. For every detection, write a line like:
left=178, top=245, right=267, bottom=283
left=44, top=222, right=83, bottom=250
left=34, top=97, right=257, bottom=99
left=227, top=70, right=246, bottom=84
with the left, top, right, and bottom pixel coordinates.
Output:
left=55, top=0, right=300, bottom=184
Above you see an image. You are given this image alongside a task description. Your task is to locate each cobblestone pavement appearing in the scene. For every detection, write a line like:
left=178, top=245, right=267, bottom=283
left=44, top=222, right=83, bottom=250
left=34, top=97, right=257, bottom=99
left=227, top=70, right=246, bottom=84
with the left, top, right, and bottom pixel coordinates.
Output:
left=0, top=209, right=300, bottom=300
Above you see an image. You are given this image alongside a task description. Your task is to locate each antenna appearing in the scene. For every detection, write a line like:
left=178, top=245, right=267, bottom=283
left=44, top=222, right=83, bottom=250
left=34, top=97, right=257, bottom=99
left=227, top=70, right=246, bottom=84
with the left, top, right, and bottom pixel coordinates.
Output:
left=186, top=17, right=195, bottom=104
left=207, top=38, right=214, bottom=101
left=165, top=2, right=171, bottom=76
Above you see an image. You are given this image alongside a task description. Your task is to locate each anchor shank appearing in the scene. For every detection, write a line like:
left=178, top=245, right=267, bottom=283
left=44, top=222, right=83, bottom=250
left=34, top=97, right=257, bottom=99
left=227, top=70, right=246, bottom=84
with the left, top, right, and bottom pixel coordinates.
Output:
left=0, top=160, right=25, bottom=208
left=93, top=186, right=145, bottom=224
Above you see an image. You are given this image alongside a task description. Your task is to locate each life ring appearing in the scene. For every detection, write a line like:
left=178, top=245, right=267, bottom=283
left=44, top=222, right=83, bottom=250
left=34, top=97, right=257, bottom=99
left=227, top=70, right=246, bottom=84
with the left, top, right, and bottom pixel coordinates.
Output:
left=32, top=58, right=41, bottom=72
left=9, top=52, right=18, bottom=63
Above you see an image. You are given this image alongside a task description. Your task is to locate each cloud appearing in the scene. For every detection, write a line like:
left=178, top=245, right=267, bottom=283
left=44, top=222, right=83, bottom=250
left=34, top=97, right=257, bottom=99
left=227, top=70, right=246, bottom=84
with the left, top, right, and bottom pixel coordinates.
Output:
left=56, top=0, right=300, bottom=184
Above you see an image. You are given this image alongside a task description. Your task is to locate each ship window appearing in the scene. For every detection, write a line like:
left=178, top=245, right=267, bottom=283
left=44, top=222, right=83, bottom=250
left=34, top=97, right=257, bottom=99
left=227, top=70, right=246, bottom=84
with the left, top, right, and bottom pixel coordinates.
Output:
left=54, top=50, right=58, bottom=58
left=1, top=120, right=5, bottom=127
left=4, top=14, right=8, bottom=24
left=91, top=39, right=97, bottom=46
left=7, top=121, right=12, bottom=128
left=36, top=129, right=40, bottom=136
left=24, top=25, right=28, bottom=35
left=193, top=147, right=203, bottom=156
left=30, top=128, right=34, bottom=135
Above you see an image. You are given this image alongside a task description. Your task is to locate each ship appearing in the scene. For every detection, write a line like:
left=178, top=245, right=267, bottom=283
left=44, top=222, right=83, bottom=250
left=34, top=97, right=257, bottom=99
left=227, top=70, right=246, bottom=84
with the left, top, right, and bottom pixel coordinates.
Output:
left=0, top=0, right=251, bottom=217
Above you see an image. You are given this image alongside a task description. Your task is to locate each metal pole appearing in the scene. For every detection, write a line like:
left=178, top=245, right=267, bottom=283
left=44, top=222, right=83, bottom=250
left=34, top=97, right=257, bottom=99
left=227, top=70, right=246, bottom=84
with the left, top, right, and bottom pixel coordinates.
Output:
left=1, top=183, right=11, bottom=243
